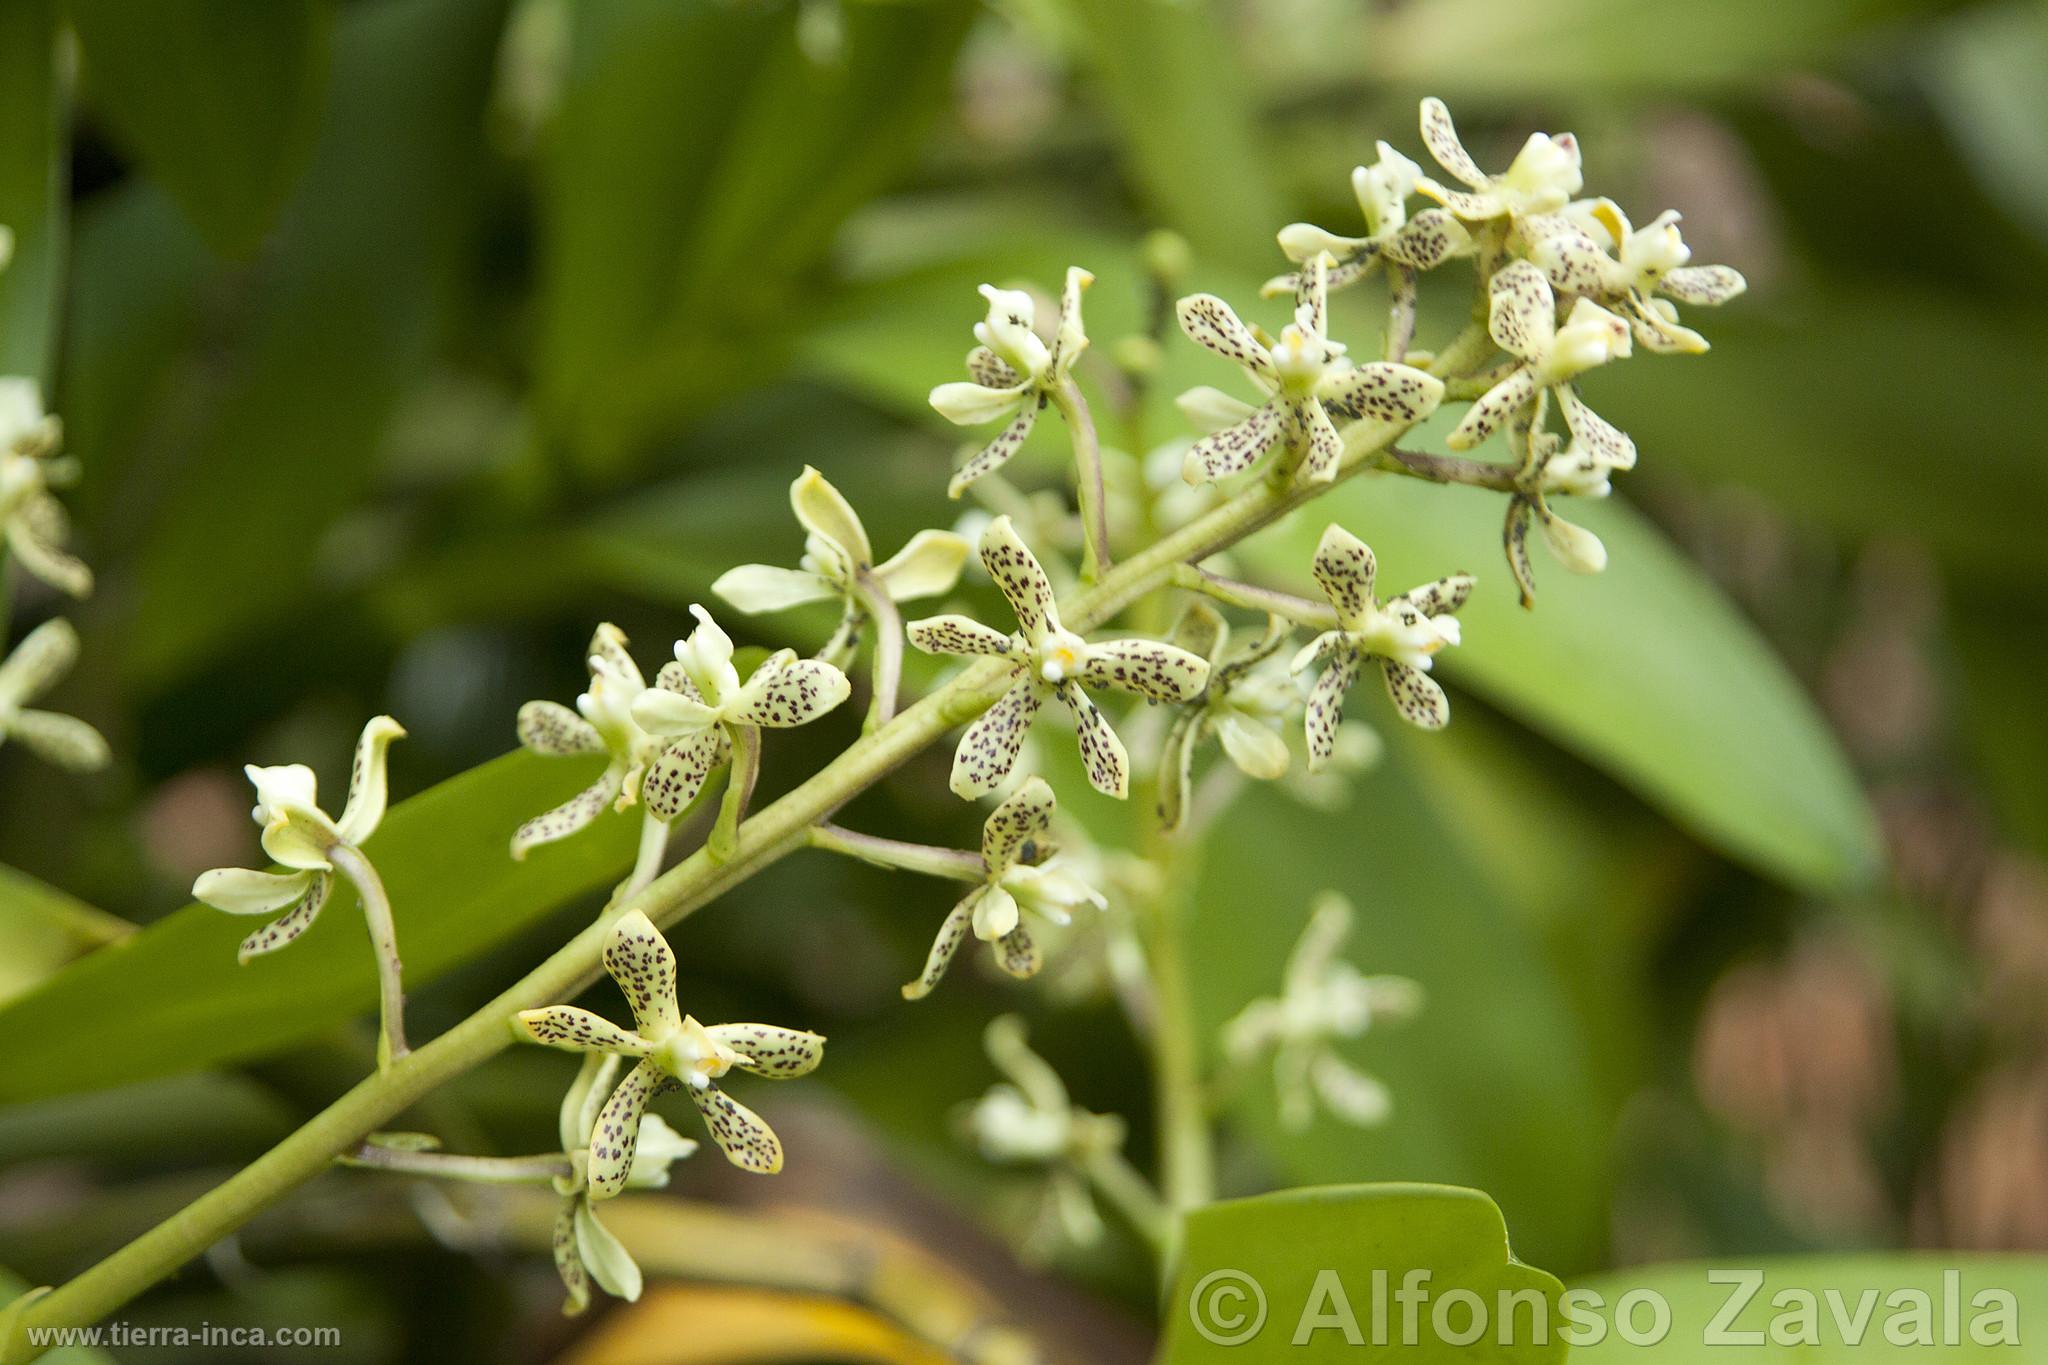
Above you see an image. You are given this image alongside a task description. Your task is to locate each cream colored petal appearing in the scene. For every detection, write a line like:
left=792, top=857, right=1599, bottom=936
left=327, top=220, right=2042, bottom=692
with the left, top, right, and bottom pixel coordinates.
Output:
left=789, top=464, right=871, bottom=565
left=930, top=379, right=1029, bottom=426
left=573, top=1199, right=644, bottom=1301
left=517, top=700, right=604, bottom=756
left=1214, top=710, right=1290, bottom=780
left=1418, top=96, right=1489, bottom=191
left=560, top=1052, right=624, bottom=1153
left=874, top=529, right=969, bottom=602
left=711, top=564, right=837, bottom=614
left=0, top=617, right=77, bottom=707
left=629, top=687, right=719, bottom=737
left=972, top=883, right=1020, bottom=940
left=1487, top=261, right=1557, bottom=361
left=8, top=709, right=109, bottom=772
left=335, top=715, right=405, bottom=846
left=902, top=897, right=975, bottom=1000
left=193, top=866, right=316, bottom=915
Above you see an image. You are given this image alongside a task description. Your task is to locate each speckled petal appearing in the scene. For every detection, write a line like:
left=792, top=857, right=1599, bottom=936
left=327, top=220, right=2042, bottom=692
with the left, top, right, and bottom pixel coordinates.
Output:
left=1445, top=367, right=1538, bottom=451
left=236, top=871, right=333, bottom=962
left=1317, top=362, right=1444, bottom=427
left=585, top=1057, right=661, bottom=1198
left=906, top=613, right=1015, bottom=659
left=1659, top=264, right=1746, bottom=306
left=947, top=397, right=1041, bottom=498
left=1382, top=659, right=1450, bottom=729
left=966, top=345, right=1022, bottom=390
left=1304, top=648, right=1362, bottom=772
left=705, top=1023, right=826, bottom=1078
left=1176, top=294, right=1275, bottom=381
left=511, top=764, right=625, bottom=860
left=1556, top=386, right=1638, bottom=471
left=1059, top=681, right=1129, bottom=799
left=949, top=677, right=1042, bottom=799
left=1525, top=215, right=1616, bottom=297
left=1297, top=398, right=1344, bottom=484
left=517, top=1005, right=654, bottom=1055
left=1049, top=265, right=1093, bottom=375
left=994, top=924, right=1042, bottom=980
left=603, top=909, right=681, bottom=1039
left=978, top=515, right=1060, bottom=640
left=588, top=624, right=641, bottom=689
left=1487, top=261, right=1557, bottom=361
left=1294, top=251, right=1328, bottom=336
left=0, top=617, right=77, bottom=706
left=690, top=1083, right=784, bottom=1174
left=1312, top=524, right=1378, bottom=631
left=1398, top=573, right=1476, bottom=619
left=642, top=729, right=728, bottom=821
left=1505, top=495, right=1538, bottom=608
left=1382, top=208, right=1469, bottom=271
left=982, top=774, right=1055, bottom=870
left=727, top=654, right=851, bottom=728
left=1418, top=96, right=1490, bottom=191
left=1075, top=637, right=1211, bottom=704
left=902, top=895, right=975, bottom=1000
left=1182, top=401, right=1283, bottom=484
left=553, top=1202, right=590, bottom=1315
left=518, top=700, right=604, bottom=756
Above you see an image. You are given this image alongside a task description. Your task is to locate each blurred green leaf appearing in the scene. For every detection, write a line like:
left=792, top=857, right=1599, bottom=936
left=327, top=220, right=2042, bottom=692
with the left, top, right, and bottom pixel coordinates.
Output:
left=0, top=748, right=636, bottom=1103
left=0, top=1268, right=110, bottom=1364
left=69, top=0, right=334, bottom=258
left=121, top=0, right=507, bottom=689
left=0, top=862, right=130, bottom=1006
left=1064, top=0, right=1282, bottom=272
left=1186, top=763, right=1610, bottom=1275
left=1239, top=476, right=1881, bottom=896
left=538, top=0, right=975, bottom=471
left=1570, top=1256, right=2046, bottom=1359
left=1161, top=1184, right=1566, bottom=1362
left=0, top=0, right=63, bottom=385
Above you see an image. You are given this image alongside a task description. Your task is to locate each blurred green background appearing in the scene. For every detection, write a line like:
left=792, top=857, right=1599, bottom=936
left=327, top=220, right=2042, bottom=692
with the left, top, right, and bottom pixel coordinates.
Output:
left=3, top=0, right=2046, bottom=1360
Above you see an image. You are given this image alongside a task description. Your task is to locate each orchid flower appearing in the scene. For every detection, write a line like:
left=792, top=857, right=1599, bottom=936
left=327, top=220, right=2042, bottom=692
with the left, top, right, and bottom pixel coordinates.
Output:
left=929, top=267, right=1093, bottom=497
left=193, top=715, right=411, bottom=1064
left=1501, top=400, right=1636, bottom=606
left=1524, top=198, right=1747, bottom=354
left=1175, top=255, right=1445, bottom=486
left=1268, top=141, right=1472, bottom=297
left=512, top=624, right=682, bottom=859
left=713, top=466, right=967, bottom=723
left=901, top=778, right=1106, bottom=999
left=1223, top=894, right=1421, bottom=1131
left=517, top=909, right=825, bottom=1180
left=907, top=516, right=1210, bottom=799
left=0, top=619, right=109, bottom=773
left=1415, top=96, right=1582, bottom=225
left=1291, top=526, right=1472, bottom=747
left=1445, top=260, right=1633, bottom=454
left=630, top=604, right=851, bottom=857
left=1156, top=605, right=1300, bottom=832
left=0, top=379, right=91, bottom=598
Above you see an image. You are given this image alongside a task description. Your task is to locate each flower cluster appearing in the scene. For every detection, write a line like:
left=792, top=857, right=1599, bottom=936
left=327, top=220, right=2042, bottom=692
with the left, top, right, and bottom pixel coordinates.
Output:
left=1224, top=894, right=1421, bottom=1131
left=0, top=379, right=91, bottom=599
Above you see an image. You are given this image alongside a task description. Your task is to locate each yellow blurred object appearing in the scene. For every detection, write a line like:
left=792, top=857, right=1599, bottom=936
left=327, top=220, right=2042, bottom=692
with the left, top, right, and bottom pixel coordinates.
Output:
left=555, top=1285, right=952, bottom=1365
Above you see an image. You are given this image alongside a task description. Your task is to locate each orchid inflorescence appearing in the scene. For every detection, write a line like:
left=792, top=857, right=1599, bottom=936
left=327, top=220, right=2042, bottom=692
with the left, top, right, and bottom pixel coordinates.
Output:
left=16, top=97, right=1746, bottom=1319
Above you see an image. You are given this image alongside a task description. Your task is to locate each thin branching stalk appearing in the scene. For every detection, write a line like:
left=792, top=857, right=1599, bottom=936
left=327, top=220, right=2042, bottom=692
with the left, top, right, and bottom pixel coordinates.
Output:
left=334, top=1145, right=571, bottom=1185
left=1171, top=564, right=1338, bottom=630
left=708, top=723, right=762, bottom=863
left=1052, top=379, right=1111, bottom=580
left=621, top=810, right=670, bottom=901
left=807, top=824, right=986, bottom=882
left=852, top=569, right=904, bottom=727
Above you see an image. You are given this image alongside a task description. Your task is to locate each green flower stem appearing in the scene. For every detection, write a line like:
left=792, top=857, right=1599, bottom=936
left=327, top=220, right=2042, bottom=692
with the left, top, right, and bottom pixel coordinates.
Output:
left=621, top=809, right=670, bottom=901
left=1170, top=564, right=1337, bottom=630
left=334, top=1144, right=570, bottom=1185
left=1372, top=445, right=1518, bottom=492
left=1052, top=379, right=1111, bottom=581
left=1139, top=846, right=1214, bottom=1234
left=707, top=723, right=762, bottom=863
left=327, top=843, right=408, bottom=1071
left=806, top=823, right=985, bottom=882
left=1078, top=1146, right=1171, bottom=1260
left=4, top=413, right=1413, bottom=1359
left=851, top=569, right=904, bottom=728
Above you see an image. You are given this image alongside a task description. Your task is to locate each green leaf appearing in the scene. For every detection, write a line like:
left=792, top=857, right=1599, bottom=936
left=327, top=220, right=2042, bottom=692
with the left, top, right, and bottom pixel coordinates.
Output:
left=1063, top=0, right=1282, bottom=273
left=537, top=0, right=975, bottom=471
left=68, top=0, right=334, bottom=258
left=1568, top=1256, right=2044, bottom=1359
left=119, top=0, right=508, bottom=689
left=1162, top=1183, right=1565, bottom=1362
left=0, top=863, right=131, bottom=1007
left=0, top=0, right=64, bottom=385
left=1238, top=475, right=1882, bottom=895
left=0, top=748, right=636, bottom=1103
